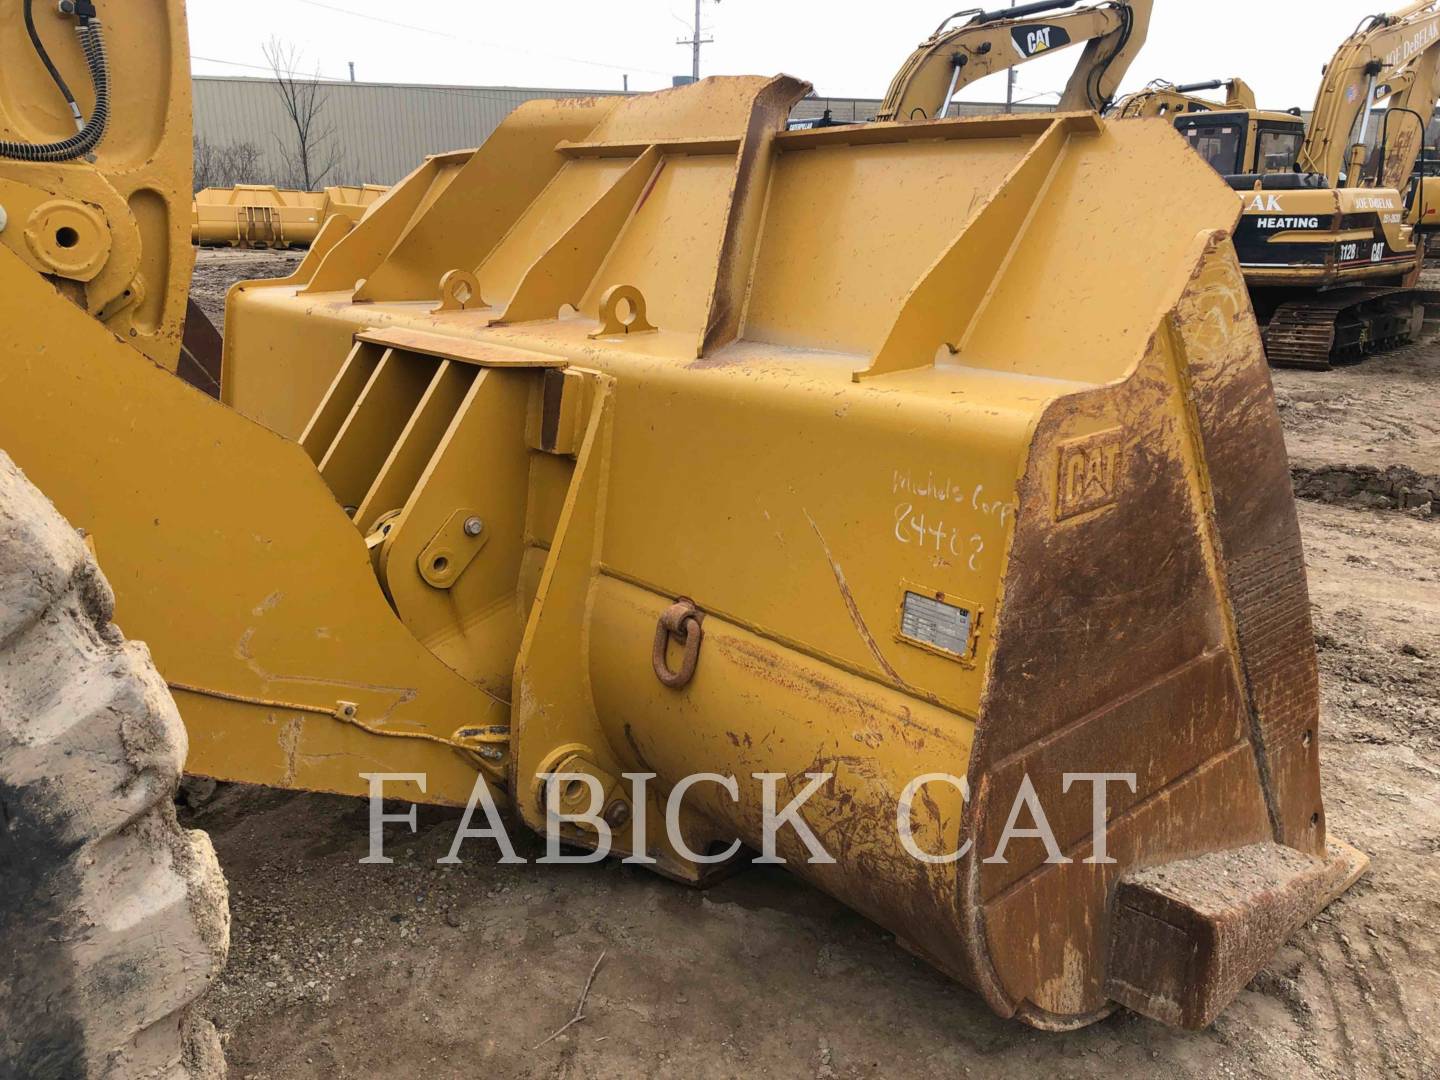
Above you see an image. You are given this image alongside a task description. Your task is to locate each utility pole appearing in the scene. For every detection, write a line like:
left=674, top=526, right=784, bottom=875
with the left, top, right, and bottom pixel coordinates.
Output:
left=348, top=61, right=356, bottom=83
left=1005, top=0, right=1016, bottom=109
left=623, top=73, right=629, bottom=92
left=677, top=0, right=715, bottom=82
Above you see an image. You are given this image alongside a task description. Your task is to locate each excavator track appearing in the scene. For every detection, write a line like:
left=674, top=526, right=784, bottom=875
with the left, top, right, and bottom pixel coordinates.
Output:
left=1262, top=287, right=1429, bottom=370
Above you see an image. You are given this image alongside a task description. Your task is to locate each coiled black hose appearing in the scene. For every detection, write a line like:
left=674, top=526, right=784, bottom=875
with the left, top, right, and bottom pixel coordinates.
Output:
left=0, top=20, right=109, bottom=162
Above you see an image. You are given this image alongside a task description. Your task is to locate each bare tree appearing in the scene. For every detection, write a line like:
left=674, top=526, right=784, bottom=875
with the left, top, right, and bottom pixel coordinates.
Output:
left=192, top=137, right=268, bottom=191
left=262, top=37, right=343, bottom=190
left=192, top=135, right=217, bottom=191
left=224, top=141, right=264, bottom=186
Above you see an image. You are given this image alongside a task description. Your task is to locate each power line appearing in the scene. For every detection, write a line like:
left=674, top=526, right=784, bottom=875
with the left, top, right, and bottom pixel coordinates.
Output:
left=189, top=55, right=632, bottom=105
left=292, top=0, right=672, bottom=77
left=295, top=0, right=448, bottom=39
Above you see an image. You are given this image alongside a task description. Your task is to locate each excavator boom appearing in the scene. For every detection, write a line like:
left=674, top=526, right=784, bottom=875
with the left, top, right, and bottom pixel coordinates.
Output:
left=877, top=0, right=1152, bottom=121
left=1110, top=77, right=1255, bottom=119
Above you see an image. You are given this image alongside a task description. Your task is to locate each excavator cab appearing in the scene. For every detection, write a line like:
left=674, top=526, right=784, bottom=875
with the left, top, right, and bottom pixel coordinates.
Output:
left=1174, top=111, right=1306, bottom=177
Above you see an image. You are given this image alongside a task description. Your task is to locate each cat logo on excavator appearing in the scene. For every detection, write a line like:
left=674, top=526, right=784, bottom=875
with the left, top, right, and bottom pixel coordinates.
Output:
left=1013, top=24, right=1071, bottom=57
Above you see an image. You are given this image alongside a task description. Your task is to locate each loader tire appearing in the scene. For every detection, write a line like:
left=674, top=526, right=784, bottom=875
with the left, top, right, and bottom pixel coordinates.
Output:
left=0, top=453, right=230, bottom=1079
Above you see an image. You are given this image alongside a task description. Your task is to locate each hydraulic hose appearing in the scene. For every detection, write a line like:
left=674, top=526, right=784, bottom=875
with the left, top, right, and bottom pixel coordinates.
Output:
left=0, top=18, right=110, bottom=162
left=24, top=0, right=79, bottom=117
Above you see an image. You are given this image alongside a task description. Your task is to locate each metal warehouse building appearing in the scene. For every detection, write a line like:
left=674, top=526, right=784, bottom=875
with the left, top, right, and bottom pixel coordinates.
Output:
left=193, top=75, right=1438, bottom=191
left=192, top=75, right=1050, bottom=188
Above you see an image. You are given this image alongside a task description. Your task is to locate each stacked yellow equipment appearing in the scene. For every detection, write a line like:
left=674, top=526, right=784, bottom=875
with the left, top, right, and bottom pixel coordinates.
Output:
left=192, top=183, right=388, bottom=248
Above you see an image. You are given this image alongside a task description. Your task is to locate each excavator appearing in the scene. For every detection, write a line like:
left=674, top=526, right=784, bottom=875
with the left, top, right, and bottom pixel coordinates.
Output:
left=0, top=0, right=1366, bottom=1073
left=1191, top=1, right=1440, bottom=367
left=1110, top=76, right=1260, bottom=119
left=1112, top=79, right=1311, bottom=178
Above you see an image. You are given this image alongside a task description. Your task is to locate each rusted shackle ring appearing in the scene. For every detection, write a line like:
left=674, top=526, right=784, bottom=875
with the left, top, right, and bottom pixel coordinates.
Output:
left=652, top=599, right=704, bottom=689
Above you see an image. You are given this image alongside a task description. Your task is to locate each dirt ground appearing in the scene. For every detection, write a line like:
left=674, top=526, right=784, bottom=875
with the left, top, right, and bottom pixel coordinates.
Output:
left=189, top=247, right=304, bottom=334
left=183, top=249, right=1439, bottom=1079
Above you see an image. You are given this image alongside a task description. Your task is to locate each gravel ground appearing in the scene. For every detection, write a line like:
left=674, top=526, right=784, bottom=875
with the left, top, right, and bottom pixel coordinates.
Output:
left=182, top=249, right=1439, bottom=1079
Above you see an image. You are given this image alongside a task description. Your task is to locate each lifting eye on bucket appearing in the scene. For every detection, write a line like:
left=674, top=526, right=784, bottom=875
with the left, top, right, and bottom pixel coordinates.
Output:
left=652, top=599, right=704, bottom=689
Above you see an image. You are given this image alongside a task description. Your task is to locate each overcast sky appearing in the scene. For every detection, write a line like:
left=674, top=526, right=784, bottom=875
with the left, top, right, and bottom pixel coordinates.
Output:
left=188, top=1, right=1390, bottom=109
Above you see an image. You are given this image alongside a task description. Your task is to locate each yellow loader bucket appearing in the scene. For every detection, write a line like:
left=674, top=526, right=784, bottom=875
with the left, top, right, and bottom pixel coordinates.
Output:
left=0, top=75, right=1363, bottom=1030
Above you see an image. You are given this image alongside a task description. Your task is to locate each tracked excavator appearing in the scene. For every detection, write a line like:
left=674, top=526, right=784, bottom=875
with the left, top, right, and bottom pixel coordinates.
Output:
left=1211, top=1, right=1440, bottom=367
left=1, top=0, right=1366, bottom=1069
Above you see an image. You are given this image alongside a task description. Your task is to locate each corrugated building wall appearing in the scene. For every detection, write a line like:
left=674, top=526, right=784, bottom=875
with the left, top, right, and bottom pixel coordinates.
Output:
left=193, top=76, right=630, bottom=187
left=195, top=74, right=1440, bottom=190
left=192, top=75, right=1053, bottom=188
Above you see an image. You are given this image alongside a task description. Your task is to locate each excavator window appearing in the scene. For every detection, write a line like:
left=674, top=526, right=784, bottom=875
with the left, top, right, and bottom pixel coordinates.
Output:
left=1178, top=117, right=1243, bottom=175
left=1257, top=126, right=1304, bottom=174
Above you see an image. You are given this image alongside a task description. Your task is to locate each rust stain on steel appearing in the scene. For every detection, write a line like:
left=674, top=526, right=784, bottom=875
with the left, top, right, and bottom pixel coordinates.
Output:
left=278, top=716, right=303, bottom=787
left=711, top=633, right=958, bottom=746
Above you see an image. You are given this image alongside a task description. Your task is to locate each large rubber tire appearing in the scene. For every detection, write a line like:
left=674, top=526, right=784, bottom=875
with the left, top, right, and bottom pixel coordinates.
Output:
left=0, top=453, right=229, bottom=1079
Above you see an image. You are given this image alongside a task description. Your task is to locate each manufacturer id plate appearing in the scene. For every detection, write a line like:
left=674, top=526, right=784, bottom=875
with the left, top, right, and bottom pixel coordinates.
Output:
left=899, top=592, right=971, bottom=656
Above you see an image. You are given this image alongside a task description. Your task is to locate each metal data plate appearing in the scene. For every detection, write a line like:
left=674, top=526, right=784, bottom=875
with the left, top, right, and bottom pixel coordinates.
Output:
left=899, top=592, right=971, bottom=656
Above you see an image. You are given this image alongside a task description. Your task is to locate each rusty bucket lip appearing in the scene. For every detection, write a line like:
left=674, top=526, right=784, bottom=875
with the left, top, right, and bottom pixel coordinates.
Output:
left=1103, top=837, right=1368, bottom=1029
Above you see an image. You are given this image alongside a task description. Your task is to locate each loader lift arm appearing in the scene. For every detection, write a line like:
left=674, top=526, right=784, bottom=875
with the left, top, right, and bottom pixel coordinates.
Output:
left=876, top=0, right=1152, bottom=121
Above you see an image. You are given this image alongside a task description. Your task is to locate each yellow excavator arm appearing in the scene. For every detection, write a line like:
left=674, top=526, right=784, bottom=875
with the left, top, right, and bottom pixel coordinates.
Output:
left=877, top=0, right=1152, bottom=121
left=1298, top=0, right=1440, bottom=187
left=1110, top=77, right=1255, bottom=119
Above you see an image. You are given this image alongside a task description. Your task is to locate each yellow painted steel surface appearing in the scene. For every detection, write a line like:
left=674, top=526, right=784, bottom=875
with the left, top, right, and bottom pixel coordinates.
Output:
left=210, top=77, right=1346, bottom=1024
left=0, top=0, right=192, bottom=371
left=1409, top=172, right=1440, bottom=229
left=0, top=50, right=1358, bottom=1028
left=192, top=183, right=388, bottom=248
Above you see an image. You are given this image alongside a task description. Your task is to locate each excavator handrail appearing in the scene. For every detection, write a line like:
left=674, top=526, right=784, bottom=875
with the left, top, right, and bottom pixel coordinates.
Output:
left=876, top=0, right=1152, bottom=121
